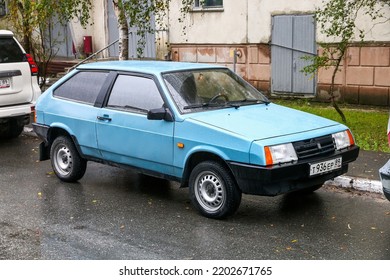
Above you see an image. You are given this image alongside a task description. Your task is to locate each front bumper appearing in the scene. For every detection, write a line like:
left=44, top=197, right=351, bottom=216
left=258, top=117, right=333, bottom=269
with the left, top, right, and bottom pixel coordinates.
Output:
left=228, top=145, right=360, bottom=196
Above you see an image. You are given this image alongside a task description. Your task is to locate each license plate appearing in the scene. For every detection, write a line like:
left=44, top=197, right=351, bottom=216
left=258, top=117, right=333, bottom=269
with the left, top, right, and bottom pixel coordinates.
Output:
left=0, top=78, right=10, bottom=89
left=309, top=157, right=342, bottom=176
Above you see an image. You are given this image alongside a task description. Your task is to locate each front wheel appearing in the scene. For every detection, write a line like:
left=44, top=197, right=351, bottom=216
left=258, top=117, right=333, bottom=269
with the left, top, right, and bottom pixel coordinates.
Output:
left=189, top=161, right=241, bottom=219
left=50, top=136, right=87, bottom=182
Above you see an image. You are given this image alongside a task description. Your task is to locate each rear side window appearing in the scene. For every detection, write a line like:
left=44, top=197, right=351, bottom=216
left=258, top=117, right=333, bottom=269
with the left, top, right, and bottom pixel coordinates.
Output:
left=107, top=75, right=164, bottom=112
left=0, top=37, right=24, bottom=63
left=53, top=71, right=109, bottom=104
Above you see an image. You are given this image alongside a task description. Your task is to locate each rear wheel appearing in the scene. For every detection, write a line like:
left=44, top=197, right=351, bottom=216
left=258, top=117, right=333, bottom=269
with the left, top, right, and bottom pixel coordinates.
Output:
left=0, top=119, right=24, bottom=139
left=50, top=136, right=87, bottom=182
left=189, top=161, right=241, bottom=219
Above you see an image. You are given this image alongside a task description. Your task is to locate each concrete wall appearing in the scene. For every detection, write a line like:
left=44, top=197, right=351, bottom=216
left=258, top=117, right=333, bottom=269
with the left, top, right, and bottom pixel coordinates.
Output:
left=318, top=45, right=390, bottom=105
left=171, top=44, right=271, bottom=92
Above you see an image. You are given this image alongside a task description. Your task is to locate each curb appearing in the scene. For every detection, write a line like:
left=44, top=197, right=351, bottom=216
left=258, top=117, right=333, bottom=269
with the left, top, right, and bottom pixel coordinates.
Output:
left=324, top=175, right=383, bottom=194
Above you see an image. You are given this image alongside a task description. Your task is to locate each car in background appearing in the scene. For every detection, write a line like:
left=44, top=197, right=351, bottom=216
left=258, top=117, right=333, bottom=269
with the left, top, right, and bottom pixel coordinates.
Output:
left=379, top=114, right=390, bottom=201
left=0, top=30, right=41, bottom=138
left=33, top=60, right=359, bottom=218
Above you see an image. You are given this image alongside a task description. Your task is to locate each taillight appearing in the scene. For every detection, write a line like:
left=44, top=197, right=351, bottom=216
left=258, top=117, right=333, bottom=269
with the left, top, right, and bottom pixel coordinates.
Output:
left=25, top=53, right=39, bottom=75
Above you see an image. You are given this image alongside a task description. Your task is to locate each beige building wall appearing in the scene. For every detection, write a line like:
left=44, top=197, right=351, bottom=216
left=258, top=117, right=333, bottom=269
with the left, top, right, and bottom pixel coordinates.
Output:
left=70, top=0, right=109, bottom=58
left=168, top=0, right=390, bottom=106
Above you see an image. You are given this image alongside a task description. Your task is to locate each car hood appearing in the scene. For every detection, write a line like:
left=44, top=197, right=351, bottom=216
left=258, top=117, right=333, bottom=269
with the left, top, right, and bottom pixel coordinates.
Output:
left=186, top=103, right=341, bottom=141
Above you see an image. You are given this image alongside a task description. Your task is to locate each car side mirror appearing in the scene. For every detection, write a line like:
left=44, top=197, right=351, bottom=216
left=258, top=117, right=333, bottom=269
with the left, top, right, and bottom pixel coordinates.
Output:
left=147, top=107, right=174, bottom=122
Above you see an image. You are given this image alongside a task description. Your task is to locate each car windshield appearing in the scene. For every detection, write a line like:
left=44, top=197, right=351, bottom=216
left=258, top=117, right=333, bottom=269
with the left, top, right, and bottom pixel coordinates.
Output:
left=162, top=68, right=269, bottom=113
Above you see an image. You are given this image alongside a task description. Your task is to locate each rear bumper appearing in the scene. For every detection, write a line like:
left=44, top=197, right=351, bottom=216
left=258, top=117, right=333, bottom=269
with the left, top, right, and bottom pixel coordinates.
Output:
left=0, top=104, right=32, bottom=126
left=228, top=145, right=360, bottom=196
left=0, top=103, right=33, bottom=120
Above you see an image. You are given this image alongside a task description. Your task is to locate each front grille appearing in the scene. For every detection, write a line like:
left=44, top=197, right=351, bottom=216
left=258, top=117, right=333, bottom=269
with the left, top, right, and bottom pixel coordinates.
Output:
left=293, top=135, right=336, bottom=159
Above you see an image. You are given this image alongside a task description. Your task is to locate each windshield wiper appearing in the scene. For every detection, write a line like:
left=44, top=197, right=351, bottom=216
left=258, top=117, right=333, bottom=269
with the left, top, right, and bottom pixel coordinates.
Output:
left=238, top=98, right=270, bottom=105
left=184, top=99, right=270, bottom=110
left=183, top=103, right=226, bottom=110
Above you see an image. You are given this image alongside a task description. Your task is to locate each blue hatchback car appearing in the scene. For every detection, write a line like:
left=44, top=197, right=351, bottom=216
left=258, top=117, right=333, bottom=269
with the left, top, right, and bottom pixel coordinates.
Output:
left=33, top=61, right=359, bottom=218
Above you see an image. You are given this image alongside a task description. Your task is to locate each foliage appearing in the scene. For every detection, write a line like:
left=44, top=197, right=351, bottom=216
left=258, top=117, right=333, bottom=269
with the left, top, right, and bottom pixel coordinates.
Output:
left=115, top=0, right=194, bottom=58
left=302, top=0, right=390, bottom=123
left=276, top=99, right=390, bottom=153
left=6, top=0, right=92, bottom=88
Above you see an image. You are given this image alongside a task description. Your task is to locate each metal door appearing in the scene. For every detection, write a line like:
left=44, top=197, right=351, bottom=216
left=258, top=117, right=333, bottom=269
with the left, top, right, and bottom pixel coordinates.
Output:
left=271, top=15, right=316, bottom=95
left=51, top=20, right=73, bottom=58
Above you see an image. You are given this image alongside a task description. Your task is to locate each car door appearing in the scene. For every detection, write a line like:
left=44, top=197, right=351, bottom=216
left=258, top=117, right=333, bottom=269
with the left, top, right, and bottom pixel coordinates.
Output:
left=96, top=73, right=175, bottom=176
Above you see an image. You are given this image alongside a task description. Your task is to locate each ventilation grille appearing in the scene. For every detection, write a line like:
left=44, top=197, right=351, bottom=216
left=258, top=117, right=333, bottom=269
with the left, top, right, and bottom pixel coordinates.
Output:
left=293, top=135, right=336, bottom=159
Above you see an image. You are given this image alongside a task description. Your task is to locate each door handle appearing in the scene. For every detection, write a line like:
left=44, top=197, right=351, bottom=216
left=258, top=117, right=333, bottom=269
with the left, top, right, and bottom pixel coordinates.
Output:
left=97, top=115, right=112, bottom=121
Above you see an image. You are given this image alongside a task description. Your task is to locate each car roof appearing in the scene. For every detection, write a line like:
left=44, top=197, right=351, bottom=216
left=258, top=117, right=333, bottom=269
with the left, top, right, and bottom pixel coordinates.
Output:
left=76, top=60, right=225, bottom=75
left=0, top=30, right=15, bottom=37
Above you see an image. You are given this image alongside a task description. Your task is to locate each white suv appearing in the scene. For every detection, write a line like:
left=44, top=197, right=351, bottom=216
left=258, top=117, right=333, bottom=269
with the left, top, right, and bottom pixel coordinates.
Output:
left=0, top=30, right=41, bottom=138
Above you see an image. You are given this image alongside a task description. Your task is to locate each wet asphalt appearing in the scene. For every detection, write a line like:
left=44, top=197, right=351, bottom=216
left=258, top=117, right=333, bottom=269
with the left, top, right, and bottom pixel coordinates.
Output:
left=0, top=133, right=389, bottom=260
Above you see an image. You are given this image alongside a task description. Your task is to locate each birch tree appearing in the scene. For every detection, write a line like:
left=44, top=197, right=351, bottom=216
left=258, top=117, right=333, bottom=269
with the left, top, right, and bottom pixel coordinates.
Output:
left=7, top=0, right=92, bottom=88
left=302, top=0, right=390, bottom=122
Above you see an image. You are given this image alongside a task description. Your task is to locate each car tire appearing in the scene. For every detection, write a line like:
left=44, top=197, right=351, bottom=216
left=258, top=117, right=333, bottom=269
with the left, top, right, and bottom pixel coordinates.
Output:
left=189, top=161, right=241, bottom=219
left=0, top=119, right=24, bottom=139
left=50, top=136, right=87, bottom=182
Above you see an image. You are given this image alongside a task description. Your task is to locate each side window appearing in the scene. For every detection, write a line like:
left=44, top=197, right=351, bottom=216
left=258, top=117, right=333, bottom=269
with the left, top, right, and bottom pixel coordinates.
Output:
left=107, top=75, right=164, bottom=112
left=53, top=71, right=108, bottom=104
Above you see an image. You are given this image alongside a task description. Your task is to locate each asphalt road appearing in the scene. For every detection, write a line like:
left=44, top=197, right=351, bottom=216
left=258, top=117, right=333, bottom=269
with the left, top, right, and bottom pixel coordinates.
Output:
left=0, top=133, right=389, bottom=260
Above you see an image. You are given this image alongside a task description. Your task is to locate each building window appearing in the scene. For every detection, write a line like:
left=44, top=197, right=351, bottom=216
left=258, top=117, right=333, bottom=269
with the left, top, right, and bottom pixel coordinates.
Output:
left=194, top=0, right=223, bottom=8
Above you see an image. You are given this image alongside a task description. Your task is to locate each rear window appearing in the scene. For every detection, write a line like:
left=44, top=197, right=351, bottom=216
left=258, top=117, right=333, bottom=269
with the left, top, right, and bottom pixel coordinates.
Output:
left=0, top=37, right=24, bottom=63
left=53, top=71, right=109, bottom=104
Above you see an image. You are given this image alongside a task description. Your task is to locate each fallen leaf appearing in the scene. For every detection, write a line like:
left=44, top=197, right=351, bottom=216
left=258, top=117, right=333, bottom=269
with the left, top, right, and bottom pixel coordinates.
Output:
left=348, top=224, right=351, bottom=230
left=291, top=239, right=298, bottom=243
left=371, top=227, right=377, bottom=230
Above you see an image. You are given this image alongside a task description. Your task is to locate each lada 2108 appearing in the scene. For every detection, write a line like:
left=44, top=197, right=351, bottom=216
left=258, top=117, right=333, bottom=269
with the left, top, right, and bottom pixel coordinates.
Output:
left=33, top=61, right=359, bottom=219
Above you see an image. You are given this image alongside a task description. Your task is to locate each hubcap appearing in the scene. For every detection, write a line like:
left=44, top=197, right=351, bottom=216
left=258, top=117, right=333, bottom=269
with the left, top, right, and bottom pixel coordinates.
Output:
left=54, top=145, right=73, bottom=176
left=195, top=171, right=225, bottom=212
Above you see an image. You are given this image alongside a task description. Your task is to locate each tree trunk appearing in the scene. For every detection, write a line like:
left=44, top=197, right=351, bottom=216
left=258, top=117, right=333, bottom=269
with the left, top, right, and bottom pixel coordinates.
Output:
left=112, top=0, right=129, bottom=60
left=329, top=53, right=347, bottom=123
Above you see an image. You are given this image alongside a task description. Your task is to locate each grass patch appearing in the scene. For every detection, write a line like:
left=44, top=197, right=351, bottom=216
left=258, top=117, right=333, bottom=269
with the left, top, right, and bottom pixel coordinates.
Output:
left=273, top=99, right=389, bottom=153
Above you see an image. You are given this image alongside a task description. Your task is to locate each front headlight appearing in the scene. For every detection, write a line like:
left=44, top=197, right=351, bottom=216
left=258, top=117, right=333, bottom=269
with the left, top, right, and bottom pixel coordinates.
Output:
left=264, top=143, right=298, bottom=165
left=332, top=130, right=355, bottom=150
